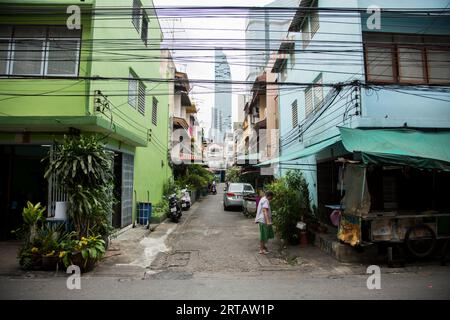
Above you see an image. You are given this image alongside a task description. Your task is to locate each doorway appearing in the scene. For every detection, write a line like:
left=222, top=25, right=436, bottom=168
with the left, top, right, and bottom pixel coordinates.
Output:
left=112, top=153, right=122, bottom=229
left=111, top=152, right=134, bottom=229
left=0, top=145, right=49, bottom=240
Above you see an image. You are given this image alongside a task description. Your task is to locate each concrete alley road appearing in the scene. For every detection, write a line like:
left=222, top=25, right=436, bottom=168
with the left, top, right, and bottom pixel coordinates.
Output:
left=1, top=183, right=450, bottom=299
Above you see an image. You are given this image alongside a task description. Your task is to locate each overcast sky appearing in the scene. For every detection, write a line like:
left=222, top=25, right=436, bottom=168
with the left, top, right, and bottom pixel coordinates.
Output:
left=153, top=0, right=273, bottom=131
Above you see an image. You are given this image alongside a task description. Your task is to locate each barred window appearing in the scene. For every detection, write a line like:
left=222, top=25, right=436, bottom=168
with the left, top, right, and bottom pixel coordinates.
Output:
left=291, top=99, right=298, bottom=128
left=138, top=82, right=146, bottom=115
left=301, top=1, right=319, bottom=49
left=310, top=8, right=320, bottom=37
left=128, top=71, right=138, bottom=108
left=152, top=97, right=158, bottom=125
left=132, top=0, right=141, bottom=32
left=305, top=87, right=313, bottom=117
left=313, top=74, right=323, bottom=110
left=301, top=19, right=311, bottom=50
left=141, top=15, right=148, bottom=46
left=304, top=74, right=323, bottom=118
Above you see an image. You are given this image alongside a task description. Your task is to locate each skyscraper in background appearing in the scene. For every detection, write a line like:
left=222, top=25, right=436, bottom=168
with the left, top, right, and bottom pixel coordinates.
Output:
left=211, top=48, right=232, bottom=143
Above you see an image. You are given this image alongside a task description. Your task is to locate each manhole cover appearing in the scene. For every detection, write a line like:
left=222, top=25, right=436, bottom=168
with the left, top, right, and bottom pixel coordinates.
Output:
left=148, top=271, right=193, bottom=280
left=167, top=251, right=191, bottom=267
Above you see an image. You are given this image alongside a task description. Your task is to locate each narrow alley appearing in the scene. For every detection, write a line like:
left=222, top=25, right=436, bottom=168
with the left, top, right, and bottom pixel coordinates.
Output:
left=1, top=184, right=449, bottom=300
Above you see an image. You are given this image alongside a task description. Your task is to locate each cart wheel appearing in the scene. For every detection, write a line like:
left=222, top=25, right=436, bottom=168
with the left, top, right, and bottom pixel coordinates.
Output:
left=404, top=224, right=436, bottom=258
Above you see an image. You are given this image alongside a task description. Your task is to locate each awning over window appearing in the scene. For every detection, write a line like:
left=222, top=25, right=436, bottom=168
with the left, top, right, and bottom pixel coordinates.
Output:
left=258, top=128, right=450, bottom=170
left=339, top=127, right=450, bottom=171
left=258, top=135, right=341, bottom=166
left=172, top=117, right=189, bottom=130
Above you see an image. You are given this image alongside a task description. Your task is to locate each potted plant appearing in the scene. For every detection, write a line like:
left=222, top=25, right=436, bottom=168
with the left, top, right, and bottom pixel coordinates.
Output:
left=22, top=202, right=46, bottom=242
left=34, top=224, right=73, bottom=271
left=30, top=246, right=42, bottom=269
left=37, top=225, right=60, bottom=270
left=44, top=135, right=115, bottom=239
left=265, top=171, right=312, bottom=246
left=15, top=202, right=46, bottom=270
left=61, top=235, right=106, bottom=273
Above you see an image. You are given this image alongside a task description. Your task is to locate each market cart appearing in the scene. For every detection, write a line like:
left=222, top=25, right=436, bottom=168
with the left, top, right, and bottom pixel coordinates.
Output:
left=336, top=163, right=450, bottom=266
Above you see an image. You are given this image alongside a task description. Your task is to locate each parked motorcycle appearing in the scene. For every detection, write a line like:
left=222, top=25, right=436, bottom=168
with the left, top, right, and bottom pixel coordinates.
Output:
left=168, top=194, right=182, bottom=223
left=180, top=188, right=191, bottom=210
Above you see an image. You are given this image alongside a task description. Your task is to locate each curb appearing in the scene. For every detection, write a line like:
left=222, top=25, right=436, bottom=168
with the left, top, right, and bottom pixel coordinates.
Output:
left=310, top=229, right=380, bottom=264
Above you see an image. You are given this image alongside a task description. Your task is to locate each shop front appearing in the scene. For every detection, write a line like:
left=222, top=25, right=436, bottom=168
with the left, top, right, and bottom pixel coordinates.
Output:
left=336, top=128, right=450, bottom=262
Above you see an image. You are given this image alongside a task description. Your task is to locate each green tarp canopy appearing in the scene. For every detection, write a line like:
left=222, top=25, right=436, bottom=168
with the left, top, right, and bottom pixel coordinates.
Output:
left=339, top=127, right=450, bottom=171
left=257, top=135, right=341, bottom=166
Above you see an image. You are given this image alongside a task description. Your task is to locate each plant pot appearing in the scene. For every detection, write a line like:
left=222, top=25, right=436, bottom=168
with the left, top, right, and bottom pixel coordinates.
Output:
left=31, top=253, right=42, bottom=269
left=41, top=255, right=59, bottom=271
left=102, top=235, right=110, bottom=251
left=70, top=252, right=97, bottom=273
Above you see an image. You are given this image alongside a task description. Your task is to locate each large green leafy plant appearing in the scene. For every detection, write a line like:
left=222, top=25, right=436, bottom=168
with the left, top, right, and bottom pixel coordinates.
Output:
left=176, top=164, right=213, bottom=190
left=44, top=135, right=114, bottom=238
left=21, top=201, right=46, bottom=243
left=60, top=235, right=105, bottom=270
left=225, top=166, right=242, bottom=183
left=265, top=170, right=311, bottom=244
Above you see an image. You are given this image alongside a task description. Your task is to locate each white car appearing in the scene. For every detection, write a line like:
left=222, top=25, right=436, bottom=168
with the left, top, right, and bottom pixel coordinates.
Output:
left=223, top=183, right=255, bottom=210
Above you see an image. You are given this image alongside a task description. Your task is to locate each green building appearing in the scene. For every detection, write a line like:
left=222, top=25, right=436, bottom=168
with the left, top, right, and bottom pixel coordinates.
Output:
left=0, top=0, right=172, bottom=239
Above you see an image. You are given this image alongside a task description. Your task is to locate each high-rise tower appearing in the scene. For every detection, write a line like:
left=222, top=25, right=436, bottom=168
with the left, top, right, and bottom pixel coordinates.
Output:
left=211, top=48, right=232, bottom=143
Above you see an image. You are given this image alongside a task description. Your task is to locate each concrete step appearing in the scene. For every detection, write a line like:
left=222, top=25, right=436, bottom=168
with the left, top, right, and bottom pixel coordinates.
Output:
left=311, top=230, right=381, bottom=264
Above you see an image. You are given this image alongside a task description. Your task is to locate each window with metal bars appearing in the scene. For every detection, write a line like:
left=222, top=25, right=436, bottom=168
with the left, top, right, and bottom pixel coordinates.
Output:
left=292, top=99, right=298, bottom=128
left=305, top=74, right=323, bottom=118
left=152, top=97, right=158, bottom=125
left=141, top=14, right=148, bottom=46
left=304, top=74, right=323, bottom=118
left=305, top=87, right=313, bottom=117
left=132, top=0, right=141, bottom=32
left=301, top=0, right=319, bottom=49
left=310, top=6, right=320, bottom=37
left=128, top=71, right=138, bottom=108
left=138, top=82, right=146, bottom=115
left=313, top=74, right=324, bottom=110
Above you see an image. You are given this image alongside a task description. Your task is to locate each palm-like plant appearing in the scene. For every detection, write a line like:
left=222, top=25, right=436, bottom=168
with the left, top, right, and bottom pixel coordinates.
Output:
left=44, top=135, right=114, bottom=237
left=22, top=201, right=46, bottom=243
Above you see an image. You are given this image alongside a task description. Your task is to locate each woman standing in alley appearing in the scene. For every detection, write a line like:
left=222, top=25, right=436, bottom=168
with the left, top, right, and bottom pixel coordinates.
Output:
left=255, top=191, right=274, bottom=254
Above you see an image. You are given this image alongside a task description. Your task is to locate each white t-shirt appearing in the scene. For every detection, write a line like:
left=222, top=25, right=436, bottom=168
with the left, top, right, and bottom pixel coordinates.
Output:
left=255, top=196, right=271, bottom=224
